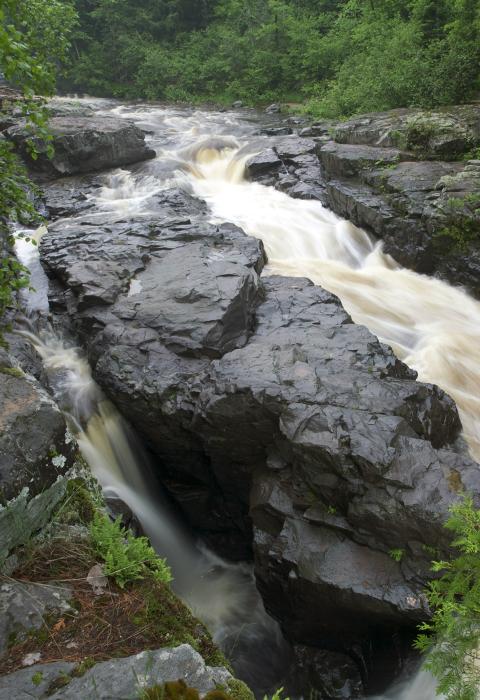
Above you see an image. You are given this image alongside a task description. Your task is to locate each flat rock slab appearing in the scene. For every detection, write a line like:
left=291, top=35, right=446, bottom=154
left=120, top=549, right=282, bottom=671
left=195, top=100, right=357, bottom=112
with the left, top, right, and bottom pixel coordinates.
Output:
left=7, top=116, right=156, bottom=178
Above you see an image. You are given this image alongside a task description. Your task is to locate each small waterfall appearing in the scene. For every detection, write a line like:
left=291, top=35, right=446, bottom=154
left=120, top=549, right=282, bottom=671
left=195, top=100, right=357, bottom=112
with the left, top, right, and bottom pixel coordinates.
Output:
left=15, top=99, right=477, bottom=697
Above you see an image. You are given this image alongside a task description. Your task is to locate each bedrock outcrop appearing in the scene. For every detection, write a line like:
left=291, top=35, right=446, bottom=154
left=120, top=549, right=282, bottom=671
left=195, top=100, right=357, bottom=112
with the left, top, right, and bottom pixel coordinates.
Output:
left=5, top=115, right=155, bottom=179
left=40, top=182, right=480, bottom=672
left=246, top=104, right=480, bottom=296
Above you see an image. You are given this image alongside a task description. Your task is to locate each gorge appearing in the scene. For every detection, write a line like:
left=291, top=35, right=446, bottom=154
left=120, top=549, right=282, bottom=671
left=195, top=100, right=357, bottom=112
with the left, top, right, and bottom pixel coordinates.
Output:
left=2, top=96, right=480, bottom=699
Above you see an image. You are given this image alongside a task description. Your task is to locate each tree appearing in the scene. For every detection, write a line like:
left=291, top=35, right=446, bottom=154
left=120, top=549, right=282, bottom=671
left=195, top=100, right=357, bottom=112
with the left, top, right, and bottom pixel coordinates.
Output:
left=0, top=0, right=77, bottom=341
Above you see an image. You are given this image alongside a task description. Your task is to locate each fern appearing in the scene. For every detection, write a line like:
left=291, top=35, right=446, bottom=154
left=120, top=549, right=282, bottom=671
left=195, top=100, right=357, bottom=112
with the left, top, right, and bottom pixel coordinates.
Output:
left=89, top=513, right=172, bottom=588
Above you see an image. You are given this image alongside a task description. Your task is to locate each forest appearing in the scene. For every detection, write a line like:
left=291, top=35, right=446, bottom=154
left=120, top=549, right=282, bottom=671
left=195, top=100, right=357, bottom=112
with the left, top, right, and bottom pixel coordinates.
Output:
left=61, top=0, right=480, bottom=117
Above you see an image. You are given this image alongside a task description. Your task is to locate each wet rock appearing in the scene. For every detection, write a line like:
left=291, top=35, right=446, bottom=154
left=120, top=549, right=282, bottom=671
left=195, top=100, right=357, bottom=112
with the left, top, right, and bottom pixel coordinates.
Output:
left=232, top=101, right=243, bottom=109
left=42, top=187, right=480, bottom=639
left=6, top=115, right=156, bottom=179
left=260, top=126, right=293, bottom=136
left=0, top=352, right=76, bottom=502
left=266, top=103, right=282, bottom=114
left=0, top=581, right=73, bottom=656
left=246, top=148, right=283, bottom=178
left=247, top=104, right=480, bottom=294
left=291, top=645, right=364, bottom=699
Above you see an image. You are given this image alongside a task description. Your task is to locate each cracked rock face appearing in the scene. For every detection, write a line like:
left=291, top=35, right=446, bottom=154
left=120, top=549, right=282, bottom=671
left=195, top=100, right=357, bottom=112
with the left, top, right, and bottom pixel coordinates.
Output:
left=40, top=182, right=480, bottom=657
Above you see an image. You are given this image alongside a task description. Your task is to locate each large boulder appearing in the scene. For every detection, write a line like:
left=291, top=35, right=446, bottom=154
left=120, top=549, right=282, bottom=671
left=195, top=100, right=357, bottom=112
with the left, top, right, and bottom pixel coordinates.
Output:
left=39, top=183, right=480, bottom=672
left=6, top=115, right=155, bottom=178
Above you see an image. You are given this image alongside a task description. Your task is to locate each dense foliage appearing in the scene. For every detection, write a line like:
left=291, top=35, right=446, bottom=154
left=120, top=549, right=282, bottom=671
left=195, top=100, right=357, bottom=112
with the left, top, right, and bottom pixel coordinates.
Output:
left=0, top=0, right=77, bottom=340
left=63, top=0, right=480, bottom=117
left=415, top=495, right=480, bottom=700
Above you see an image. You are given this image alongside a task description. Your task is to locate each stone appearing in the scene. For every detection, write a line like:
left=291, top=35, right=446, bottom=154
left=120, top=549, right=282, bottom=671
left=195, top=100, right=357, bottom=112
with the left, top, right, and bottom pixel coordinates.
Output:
left=47, top=644, right=232, bottom=699
left=266, top=103, right=282, bottom=114
left=291, top=645, right=364, bottom=698
left=6, top=115, right=156, bottom=179
left=0, top=357, right=76, bottom=502
left=0, top=478, right=68, bottom=567
left=0, top=581, right=73, bottom=656
left=0, top=662, right=75, bottom=699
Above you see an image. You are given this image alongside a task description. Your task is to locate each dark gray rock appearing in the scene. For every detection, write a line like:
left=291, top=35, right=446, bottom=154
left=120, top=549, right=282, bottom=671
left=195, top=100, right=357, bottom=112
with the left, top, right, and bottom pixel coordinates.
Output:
left=40, top=182, right=480, bottom=643
left=291, top=645, right=364, bottom=698
left=0, top=352, right=76, bottom=502
left=247, top=105, right=480, bottom=294
left=266, top=103, right=282, bottom=114
left=6, top=116, right=156, bottom=179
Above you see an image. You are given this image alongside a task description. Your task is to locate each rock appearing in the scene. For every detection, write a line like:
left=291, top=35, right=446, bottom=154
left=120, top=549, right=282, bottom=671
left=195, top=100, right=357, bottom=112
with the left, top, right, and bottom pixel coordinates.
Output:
left=232, top=101, right=243, bottom=109
left=247, top=105, right=480, bottom=294
left=245, top=148, right=282, bottom=178
left=0, top=354, right=76, bottom=502
left=291, top=645, right=364, bottom=698
left=332, top=105, right=480, bottom=158
left=6, top=116, right=156, bottom=179
left=260, top=126, right=293, bottom=137
left=266, top=103, right=281, bottom=114
left=0, top=661, right=75, bottom=699
left=0, top=581, right=73, bottom=656
left=46, top=644, right=232, bottom=699
left=319, top=142, right=401, bottom=178
left=0, top=478, right=68, bottom=568
left=40, top=176, right=480, bottom=652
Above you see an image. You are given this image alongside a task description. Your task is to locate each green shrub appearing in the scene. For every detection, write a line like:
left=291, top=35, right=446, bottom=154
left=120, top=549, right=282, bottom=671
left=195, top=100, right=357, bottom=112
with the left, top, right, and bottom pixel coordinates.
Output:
left=415, top=495, right=480, bottom=699
left=89, top=512, right=172, bottom=588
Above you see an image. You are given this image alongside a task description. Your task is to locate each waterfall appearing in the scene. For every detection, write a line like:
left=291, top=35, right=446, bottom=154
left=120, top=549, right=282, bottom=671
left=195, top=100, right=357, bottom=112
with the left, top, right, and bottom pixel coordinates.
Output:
left=16, top=99, right=478, bottom=698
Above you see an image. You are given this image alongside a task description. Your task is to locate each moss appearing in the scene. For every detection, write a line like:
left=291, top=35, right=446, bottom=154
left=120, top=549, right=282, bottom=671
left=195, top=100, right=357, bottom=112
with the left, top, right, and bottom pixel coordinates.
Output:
left=55, top=478, right=97, bottom=525
left=432, top=193, right=480, bottom=254
left=31, top=671, right=43, bottom=686
left=46, top=671, right=72, bottom=695
left=0, top=366, right=24, bottom=378
left=72, top=657, right=96, bottom=677
left=226, top=678, right=255, bottom=700
left=140, top=681, right=236, bottom=700
left=133, top=583, right=231, bottom=671
left=448, top=469, right=463, bottom=494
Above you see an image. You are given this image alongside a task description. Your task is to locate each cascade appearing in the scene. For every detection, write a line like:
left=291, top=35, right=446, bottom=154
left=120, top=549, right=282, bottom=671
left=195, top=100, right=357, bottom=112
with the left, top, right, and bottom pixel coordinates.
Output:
left=16, top=99, right=479, bottom=698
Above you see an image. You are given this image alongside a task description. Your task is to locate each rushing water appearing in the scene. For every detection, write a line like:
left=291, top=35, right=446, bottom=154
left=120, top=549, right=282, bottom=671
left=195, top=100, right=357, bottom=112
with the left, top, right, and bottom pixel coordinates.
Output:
left=17, top=97, right=480, bottom=697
